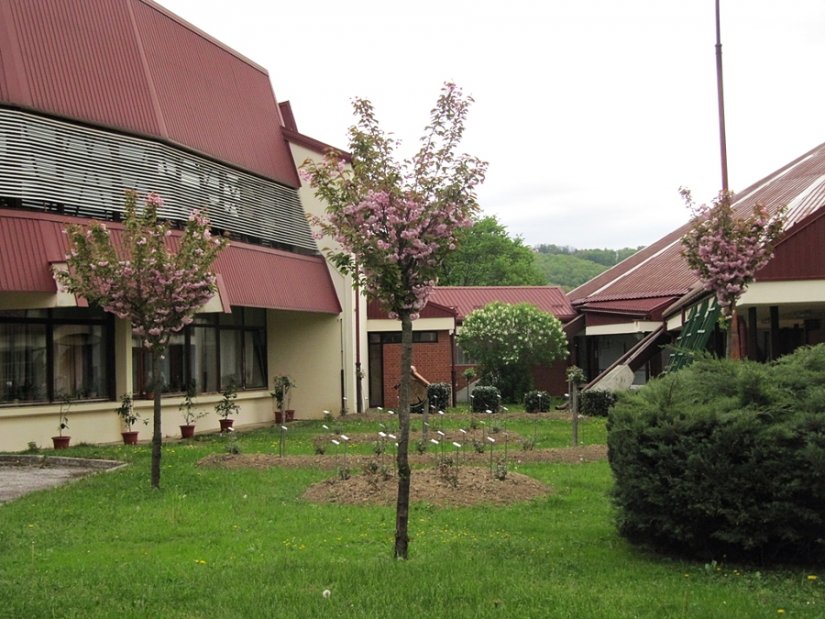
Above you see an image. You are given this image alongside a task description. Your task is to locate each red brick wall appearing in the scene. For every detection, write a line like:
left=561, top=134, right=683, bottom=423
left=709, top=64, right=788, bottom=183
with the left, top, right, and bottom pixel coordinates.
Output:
left=381, top=331, right=452, bottom=408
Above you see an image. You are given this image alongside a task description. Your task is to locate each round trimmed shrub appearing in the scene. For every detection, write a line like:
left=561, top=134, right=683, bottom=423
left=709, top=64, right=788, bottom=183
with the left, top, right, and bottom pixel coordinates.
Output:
left=524, top=390, right=550, bottom=413
left=471, top=386, right=500, bottom=412
left=580, top=389, right=618, bottom=417
left=608, top=347, right=825, bottom=564
left=426, top=382, right=451, bottom=411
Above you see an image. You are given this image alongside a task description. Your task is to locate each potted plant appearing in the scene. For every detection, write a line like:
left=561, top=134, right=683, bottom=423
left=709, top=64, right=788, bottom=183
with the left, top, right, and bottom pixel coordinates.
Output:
left=215, top=383, right=240, bottom=432
left=178, top=387, right=207, bottom=438
left=271, top=375, right=296, bottom=423
left=115, top=393, right=144, bottom=445
left=52, top=394, right=72, bottom=449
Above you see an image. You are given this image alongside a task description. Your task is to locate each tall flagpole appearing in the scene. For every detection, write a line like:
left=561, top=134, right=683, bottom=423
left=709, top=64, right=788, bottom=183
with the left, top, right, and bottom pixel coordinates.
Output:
left=715, top=0, right=729, bottom=192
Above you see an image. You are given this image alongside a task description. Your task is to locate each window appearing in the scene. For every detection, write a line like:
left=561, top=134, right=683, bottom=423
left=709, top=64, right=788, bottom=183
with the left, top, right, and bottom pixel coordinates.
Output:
left=132, top=307, right=266, bottom=396
left=369, top=331, right=439, bottom=344
left=0, top=308, right=112, bottom=404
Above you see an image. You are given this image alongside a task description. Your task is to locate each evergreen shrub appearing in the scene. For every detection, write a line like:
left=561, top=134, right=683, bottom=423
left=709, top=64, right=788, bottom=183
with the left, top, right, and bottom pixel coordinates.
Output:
left=524, top=390, right=551, bottom=413
left=580, top=389, right=618, bottom=416
left=427, top=383, right=451, bottom=411
left=608, top=346, right=825, bottom=564
left=471, top=386, right=501, bottom=412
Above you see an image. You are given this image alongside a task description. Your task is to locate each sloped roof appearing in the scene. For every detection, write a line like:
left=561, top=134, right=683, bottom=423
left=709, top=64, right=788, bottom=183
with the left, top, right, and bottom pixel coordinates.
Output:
left=0, top=0, right=299, bottom=186
left=430, top=286, right=577, bottom=322
left=570, top=140, right=825, bottom=315
left=0, top=209, right=340, bottom=313
left=366, top=298, right=456, bottom=320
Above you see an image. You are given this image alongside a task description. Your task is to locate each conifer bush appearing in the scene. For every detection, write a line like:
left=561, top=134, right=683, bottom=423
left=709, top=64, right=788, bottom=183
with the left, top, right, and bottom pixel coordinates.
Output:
left=580, top=389, right=618, bottom=417
left=524, top=390, right=551, bottom=413
left=426, top=383, right=451, bottom=411
left=608, top=346, right=825, bottom=564
left=471, top=386, right=501, bottom=412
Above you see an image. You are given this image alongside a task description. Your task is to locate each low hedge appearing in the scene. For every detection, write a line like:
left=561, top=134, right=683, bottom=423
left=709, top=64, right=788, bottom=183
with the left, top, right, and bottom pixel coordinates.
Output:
left=608, top=346, right=825, bottom=564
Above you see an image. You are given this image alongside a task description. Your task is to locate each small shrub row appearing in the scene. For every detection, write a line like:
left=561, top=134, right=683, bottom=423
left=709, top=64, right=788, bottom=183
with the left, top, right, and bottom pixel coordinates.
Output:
left=608, top=346, right=825, bottom=564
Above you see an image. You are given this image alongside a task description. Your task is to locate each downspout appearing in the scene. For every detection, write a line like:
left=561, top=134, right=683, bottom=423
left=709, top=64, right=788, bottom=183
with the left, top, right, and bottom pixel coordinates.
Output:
left=354, top=269, right=364, bottom=413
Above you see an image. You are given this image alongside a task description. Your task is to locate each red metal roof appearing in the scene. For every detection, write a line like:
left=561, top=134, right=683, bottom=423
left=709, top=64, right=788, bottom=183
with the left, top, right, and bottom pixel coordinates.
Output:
left=430, top=286, right=577, bottom=322
left=569, top=140, right=825, bottom=318
left=214, top=243, right=340, bottom=314
left=0, top=0, right=299, bottom=186
left=0, top=210, right=340, bottom=313
left=366, top=298, right=457, bottom=320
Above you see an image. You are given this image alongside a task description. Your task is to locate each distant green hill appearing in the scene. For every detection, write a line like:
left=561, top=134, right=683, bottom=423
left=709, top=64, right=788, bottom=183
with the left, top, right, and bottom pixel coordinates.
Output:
left=533, top=245, right=642, bottom=291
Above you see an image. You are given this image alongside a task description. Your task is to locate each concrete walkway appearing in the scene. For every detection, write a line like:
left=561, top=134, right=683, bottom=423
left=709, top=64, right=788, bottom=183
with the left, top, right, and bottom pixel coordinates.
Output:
left=0, top=455, right=126, bottom=503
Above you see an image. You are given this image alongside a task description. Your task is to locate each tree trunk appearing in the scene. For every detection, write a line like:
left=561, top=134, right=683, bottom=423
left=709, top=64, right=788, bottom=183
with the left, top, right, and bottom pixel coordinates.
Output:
left=394, top=310, right=413, bottom=559
left=727, top=308, right=742, bottom=360
left=150, top=347, right=163, bottom=489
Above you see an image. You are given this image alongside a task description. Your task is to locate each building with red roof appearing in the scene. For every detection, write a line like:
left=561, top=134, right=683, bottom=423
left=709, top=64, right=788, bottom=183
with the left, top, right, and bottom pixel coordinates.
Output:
left=0, top=0, right=349, bottom=450
left=569, top=141, right=825, bottom=391
left=366, top=286, right=578, bottom=407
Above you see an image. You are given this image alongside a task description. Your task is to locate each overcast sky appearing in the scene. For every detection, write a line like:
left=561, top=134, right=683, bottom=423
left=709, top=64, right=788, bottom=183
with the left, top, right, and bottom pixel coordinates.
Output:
left=157, top=0, right=825, bottom=250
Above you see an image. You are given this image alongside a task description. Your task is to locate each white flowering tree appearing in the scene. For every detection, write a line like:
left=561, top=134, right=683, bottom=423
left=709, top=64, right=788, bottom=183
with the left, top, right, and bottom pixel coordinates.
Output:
left=303, top=83, right=487, bottom=559
left=457, top=302, right=568, bottom=401
left=59, top=190, right=226, bottom=488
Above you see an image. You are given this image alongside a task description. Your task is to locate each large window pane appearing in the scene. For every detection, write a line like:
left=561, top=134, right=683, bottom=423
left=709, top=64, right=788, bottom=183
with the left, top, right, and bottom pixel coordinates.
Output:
left=190, top=327, right=217, bottom=393
left=244, top=330, right=266, bottom=388
left=132, top=332, right=186, bottom=394
left=219, top=329, right=242, bottom=388
left=0, top=323, right=47, bottom=402
left=54, top=324, right=107, bottom=399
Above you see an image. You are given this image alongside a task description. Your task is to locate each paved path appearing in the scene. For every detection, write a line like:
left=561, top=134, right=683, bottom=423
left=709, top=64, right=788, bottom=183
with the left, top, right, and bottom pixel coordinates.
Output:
left=0, top=455, right=125, bottom=503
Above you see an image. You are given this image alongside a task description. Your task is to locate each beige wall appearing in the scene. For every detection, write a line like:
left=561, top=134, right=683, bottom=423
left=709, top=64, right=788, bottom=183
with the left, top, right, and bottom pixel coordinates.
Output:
left=268, top=310, right=345, bottom=418
left=289, top=141, right=368, bottom=413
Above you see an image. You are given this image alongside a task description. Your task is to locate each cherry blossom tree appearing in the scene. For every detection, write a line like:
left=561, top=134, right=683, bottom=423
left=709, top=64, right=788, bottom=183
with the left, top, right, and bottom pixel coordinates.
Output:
left=680, top=188, right=785, bottom=357
left=303, top=83, right=487, bottom=559
left=59, top=190, right=226, bottom=488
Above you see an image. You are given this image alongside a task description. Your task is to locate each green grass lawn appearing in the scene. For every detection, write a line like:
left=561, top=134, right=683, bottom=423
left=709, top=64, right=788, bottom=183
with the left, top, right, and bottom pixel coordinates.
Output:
left=0, top=412, right=821, bottom=618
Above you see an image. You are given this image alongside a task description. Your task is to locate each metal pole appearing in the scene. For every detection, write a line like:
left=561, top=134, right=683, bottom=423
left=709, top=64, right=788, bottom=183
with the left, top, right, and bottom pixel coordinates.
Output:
left=715, top=0, right=729, bottom=192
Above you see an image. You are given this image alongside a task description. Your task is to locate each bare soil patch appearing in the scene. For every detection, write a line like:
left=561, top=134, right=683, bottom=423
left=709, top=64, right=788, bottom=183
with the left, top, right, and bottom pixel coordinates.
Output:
left=198, top=444, right=606, bottom=507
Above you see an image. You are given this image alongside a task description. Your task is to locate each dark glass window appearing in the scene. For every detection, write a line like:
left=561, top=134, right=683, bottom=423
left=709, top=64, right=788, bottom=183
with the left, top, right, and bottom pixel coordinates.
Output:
left=132, top=307, right=266, bottom=396
left=0, top=308, right=112, bottom=404
left=370, top=331, right=439, bottom=344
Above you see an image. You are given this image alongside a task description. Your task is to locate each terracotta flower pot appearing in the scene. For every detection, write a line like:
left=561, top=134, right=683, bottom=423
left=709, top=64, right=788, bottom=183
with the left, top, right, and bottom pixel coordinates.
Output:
left=180, top=424, right=196, bottom=439
left=275, top=410, right=295, bottom=423
left=52, top=435, right=71, bottom=450
left=121, top=431, right=139, bottom=445
left=219, top=418, right=234, bottom=432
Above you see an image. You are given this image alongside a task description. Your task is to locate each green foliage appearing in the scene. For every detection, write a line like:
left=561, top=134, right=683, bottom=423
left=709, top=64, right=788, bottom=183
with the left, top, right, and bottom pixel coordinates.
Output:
left=458, top=301, right=568, bottom=401
left=524, top=390, right=550, bottom=413
left=535, top=244, right=642, bottom=265
left=580, top=390, right=618, bottom=417
left=533, top=253, right=608, bottom=290
left=214, top=383, right=240, bottom=419
left=438, top=216, right=545, bottom=286
left=533, top=245, right=641, bottom=290
left=426, top=382, right=451, bottom=410
left=608, top=346, right=825, bottom=564
left=470, top=385, right=501, bottom=412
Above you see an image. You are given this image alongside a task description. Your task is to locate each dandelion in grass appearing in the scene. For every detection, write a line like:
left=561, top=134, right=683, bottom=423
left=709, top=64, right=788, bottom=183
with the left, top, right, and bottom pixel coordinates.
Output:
left=323, top=589, right=331, bottom=599
left=808, top=575, right=818, bottom=581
